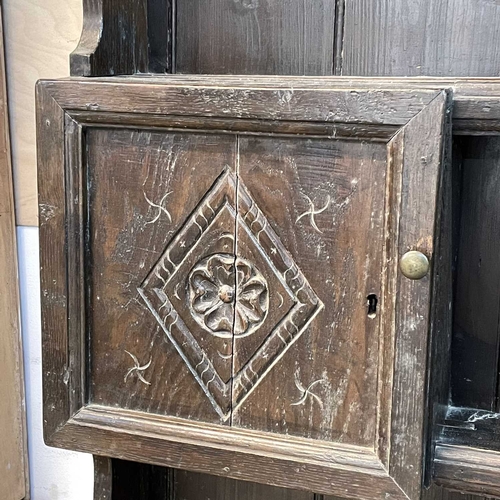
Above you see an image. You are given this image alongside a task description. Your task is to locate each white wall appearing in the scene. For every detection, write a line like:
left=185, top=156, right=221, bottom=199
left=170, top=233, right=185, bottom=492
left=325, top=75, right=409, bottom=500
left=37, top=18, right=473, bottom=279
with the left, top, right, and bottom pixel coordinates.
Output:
left=17, top=226, right=93, bottom=500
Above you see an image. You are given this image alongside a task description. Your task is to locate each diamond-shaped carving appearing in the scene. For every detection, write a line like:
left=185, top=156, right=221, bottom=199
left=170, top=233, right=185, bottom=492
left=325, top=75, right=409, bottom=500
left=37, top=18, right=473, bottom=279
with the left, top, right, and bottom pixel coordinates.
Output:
left=139, top=169, right=323, bottom=419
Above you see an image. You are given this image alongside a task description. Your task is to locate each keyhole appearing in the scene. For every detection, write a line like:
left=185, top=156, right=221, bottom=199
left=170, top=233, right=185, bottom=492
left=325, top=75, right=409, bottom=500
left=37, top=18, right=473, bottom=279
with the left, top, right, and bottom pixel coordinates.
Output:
left=367, top=294, right=378, bottom=318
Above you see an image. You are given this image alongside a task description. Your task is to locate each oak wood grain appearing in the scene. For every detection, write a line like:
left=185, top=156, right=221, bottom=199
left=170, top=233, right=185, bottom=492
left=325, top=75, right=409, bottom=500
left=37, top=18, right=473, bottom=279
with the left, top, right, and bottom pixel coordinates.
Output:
left=70, top=0, right=148, bottom=77
left=93, top=456, right=112, bottom=500
left=174, top=469, right=315, bottom=500
left=389, top=92, right=449, bottom=499
left=434, top=444, right=500, bottom=498
left=176, top=0, right=336, bottom=76
left=234, top=135, right=386, bottom=445
left=342, top=0, right=500, bottom=77
left=37, top=77, right=449, bottom=499
left=86, top=128, right=237, bottom=423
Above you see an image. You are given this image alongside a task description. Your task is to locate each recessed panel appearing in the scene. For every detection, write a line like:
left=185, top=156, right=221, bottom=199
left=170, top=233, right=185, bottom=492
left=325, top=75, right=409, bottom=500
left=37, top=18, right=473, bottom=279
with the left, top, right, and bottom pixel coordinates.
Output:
left=87, top=129, right=236, bottom=424
left=234, top=137, right=387, bottom=444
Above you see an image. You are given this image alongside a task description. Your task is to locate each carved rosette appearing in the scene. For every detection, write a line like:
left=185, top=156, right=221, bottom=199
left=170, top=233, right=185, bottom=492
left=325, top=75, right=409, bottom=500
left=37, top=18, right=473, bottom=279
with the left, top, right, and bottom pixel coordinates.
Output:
left=188, top=253, right=269, bottom=338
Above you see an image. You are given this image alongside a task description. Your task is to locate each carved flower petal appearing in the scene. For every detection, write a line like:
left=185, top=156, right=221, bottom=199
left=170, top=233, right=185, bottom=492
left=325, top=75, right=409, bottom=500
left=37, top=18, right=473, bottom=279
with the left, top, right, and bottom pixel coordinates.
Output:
left=205, top=302, right=233, bottom=333
left=236, top=263, right=252, bottom=287
left=236, top=300, right=264, bottom=324
left=239, top=280, right=266, bottom=301
left=234, top=307, right=249, bottom=335
left=213, top=264, right=234, bottom=287
left=192, top=272, right=217, bottom=291
left=192, top=291, right=220, bottom=314
left=191, top=278, right=219, bottom=313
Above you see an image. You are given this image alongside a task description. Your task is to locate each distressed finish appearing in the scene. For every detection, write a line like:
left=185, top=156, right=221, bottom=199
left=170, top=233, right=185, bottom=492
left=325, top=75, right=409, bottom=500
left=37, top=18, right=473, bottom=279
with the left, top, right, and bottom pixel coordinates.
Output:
left=174, top=469, right=316, bottom=500
left=37, top=76, right=450, bottom=499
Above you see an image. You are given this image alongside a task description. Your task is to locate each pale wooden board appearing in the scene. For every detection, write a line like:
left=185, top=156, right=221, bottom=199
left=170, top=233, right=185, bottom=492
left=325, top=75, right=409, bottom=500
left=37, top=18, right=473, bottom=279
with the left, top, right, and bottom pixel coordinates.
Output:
left=3, top=0, right=82, bottom=226
left=0, top=4, right=28, bottom=499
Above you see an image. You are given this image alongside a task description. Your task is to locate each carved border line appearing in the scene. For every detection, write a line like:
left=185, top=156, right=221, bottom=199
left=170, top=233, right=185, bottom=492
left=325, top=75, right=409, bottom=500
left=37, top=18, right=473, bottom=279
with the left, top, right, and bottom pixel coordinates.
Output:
left=231, top=183, right=324, bottom=410
left=138, top=170, right=238, bottom=419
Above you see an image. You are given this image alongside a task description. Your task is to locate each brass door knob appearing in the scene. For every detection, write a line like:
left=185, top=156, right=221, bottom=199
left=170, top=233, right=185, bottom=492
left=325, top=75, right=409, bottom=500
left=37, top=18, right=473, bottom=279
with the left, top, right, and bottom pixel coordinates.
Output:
left=399, top=250, right=429, bottom=280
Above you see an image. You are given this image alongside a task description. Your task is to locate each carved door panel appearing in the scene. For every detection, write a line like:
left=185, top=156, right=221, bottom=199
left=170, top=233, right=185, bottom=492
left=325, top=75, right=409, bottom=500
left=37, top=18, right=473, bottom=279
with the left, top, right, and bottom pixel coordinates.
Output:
left=87, top=130, right=384, bottom=438
left=233, top=136, right=385, bottom=442
left=37, top=77, right=451, bottom=499
left=87, top=129, right=238, bottom=424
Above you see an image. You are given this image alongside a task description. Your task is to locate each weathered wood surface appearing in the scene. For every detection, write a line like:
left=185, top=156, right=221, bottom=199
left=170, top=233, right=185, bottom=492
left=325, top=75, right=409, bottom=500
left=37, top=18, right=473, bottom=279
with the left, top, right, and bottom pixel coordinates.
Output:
left=54, top=406, right=409, bottom=499
left=233, top=135, right=386, bottom=445
left=87, top=128, right=237, bottom=423
left=434, top=444, right=500, bottom=498
left=389, top=93, right=449, bottom=498
left=23, top=72, right=500, bottom=227
left=0, top=4, right=28, bottom=498
left=39, top=78, right=441, bottom=129
left=176, top=0, right=336, bottom=75
left=93, top=456, right=112, bottom=500
left=37, top=77, right=450, bottom=498
left=174, top=469, right=315, bottom=500
left=66, top=0, right=500, bottom=79
left=36, top=79, right=69, bottom=441
left=39, top=74, right=500, bottom=134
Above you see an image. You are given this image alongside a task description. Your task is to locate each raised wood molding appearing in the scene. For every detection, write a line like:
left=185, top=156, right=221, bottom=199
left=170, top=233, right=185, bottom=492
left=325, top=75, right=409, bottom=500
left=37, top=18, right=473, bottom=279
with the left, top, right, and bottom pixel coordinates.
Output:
left=434, top=444, right=500, bottom=498
left=23, top=75, right=500, bottom=229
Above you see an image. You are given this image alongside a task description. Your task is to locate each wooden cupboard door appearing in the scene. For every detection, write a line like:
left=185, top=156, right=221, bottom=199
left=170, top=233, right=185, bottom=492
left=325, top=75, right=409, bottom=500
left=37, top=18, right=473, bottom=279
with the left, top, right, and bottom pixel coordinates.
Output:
left=37, top=77, right=450, bottom=499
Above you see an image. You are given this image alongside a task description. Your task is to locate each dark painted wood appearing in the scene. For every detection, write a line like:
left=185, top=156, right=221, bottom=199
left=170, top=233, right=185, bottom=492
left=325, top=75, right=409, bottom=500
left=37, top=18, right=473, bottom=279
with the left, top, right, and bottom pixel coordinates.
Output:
left=452, top=137, right=500, bottom=411
left=70, top=0, right=148, bottom=77
left=176, top=0, right=337, bottom=75
left=342, top=0, right=500, bottom=77
left=94, top=456, right=112, bottom=500
left=147, top=0, right=173, bottom=73
left=173, top=470, right=314, bottom=500
left=111, top=459, right=169, bottom=500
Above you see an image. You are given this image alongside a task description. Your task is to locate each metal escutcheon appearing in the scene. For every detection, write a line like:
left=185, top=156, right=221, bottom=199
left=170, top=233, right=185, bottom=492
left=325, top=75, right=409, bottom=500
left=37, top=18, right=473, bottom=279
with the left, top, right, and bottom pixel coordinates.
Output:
left=399, top=250, right=429, bottom=280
